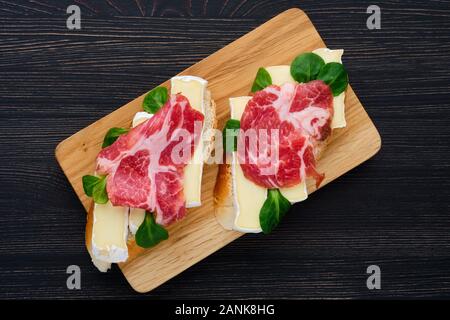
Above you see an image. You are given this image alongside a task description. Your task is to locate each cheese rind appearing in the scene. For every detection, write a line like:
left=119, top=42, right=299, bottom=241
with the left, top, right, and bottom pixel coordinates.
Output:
left=91, top=257, right=112, bottom=272
left=171, top=76, right=207, bottom=114
left=91, top=202, right=129, bottom=263
left=171, top=76, right=207, bottom=208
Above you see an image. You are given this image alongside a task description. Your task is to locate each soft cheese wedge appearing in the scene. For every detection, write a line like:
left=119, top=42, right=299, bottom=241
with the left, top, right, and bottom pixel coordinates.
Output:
left=86, top=201, right=129, bottom=271
left=216, top=97, right=308, bottom=233
left=171, top=76, right=208, bottom=208
left=265, top=48, right=346, bottom=129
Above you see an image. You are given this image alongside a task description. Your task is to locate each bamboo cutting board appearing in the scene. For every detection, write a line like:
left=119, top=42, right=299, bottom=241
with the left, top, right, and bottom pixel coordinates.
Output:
left=55, top=8, right=381, bottom=293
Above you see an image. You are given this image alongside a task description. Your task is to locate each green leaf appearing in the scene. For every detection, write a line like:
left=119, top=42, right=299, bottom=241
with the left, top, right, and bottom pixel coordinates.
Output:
left=143, top=86, right=168, bottom=114
left=317, top=62, right=349, bottom=96
left=83, top=175, right=109, bottom=204
left=135, top=212, right=169, bottom=248
left=82, top=175, right=100, bottom=197
left=92, top=175, right=109, bottom=204
left=222, top=119, right=240, bottom=153
left=102, top=127, right=129, bottom=148
left=251, top=67, right=272, bottom=92
left=259, top=189, right=291, bottom=234
left=290, top=52, right=325, bottom=83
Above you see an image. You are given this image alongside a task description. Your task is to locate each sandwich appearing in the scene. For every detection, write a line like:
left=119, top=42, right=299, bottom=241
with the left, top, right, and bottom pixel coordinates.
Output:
left=84, top=76, right=216, bottom=272
left=214, top=48, right=348, bottom=234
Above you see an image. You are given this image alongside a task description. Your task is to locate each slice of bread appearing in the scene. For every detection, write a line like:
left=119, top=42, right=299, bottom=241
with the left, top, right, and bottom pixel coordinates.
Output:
left=86, top=94, right=217, bottom=271
left=202, top=90, right=217, bottom=163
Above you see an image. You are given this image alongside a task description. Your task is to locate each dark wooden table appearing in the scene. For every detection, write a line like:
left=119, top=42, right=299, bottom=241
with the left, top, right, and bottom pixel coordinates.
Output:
left=1, top=0, right=449, bottom=299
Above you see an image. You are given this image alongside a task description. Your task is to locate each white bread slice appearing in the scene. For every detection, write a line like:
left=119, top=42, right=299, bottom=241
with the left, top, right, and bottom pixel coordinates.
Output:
left=86, top=90, right=216, bottom=272
left=202, top=90, right=217, bottom=163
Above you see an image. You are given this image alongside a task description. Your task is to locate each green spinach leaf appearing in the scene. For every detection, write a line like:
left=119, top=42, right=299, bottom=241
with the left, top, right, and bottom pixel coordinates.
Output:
left=290, top=53, right=325, bottom=83
left=135, top=212, right=169, bottom=248
left=317, top=62, right=349, bottom=96
left=102, top=127, right=129, bottom=148
left=251, top=67, right=272, bottom=92
left=259, top=189, right=291, bottom=234
left=82, top=175, right=99, bottom=197
left=92, top=175, right=108, bottom=204
left=143, top=86, right=168, bottom=114
left=82, top=175, right=109, bottom=204
left=222, top=119, right=241, bottom=153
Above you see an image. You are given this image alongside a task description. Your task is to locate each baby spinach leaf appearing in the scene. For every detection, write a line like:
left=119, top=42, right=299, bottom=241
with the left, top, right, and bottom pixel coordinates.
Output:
left=317, top=62, right=349, bottom=96
left=259, top=189, right=291, bottom=234
left=92, top=175, right=108, bottom=204
left=251, top=67, right=272, bottom=92
left=290, top=52, right=325, bottom=83
left=102, top=127, right=129, bottom=148
left=82, top=175, right=99, bottom=197
left=143, top=86, right=168, bottom=114
left=135, top=212, right=169, bottom=248
left=222, top=119, right=241, bottom=153
left=82, top=175, right=109, bottom=204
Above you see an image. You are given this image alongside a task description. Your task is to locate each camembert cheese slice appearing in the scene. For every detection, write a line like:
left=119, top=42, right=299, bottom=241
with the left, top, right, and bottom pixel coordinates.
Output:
left=91, top=201, right=129, bottom=263
left=171, top=76, right=207, bottom=208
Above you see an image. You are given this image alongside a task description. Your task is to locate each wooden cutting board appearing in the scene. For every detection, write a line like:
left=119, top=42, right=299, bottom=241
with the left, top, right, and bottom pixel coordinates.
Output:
left=55, top=8, right=381, bottom=293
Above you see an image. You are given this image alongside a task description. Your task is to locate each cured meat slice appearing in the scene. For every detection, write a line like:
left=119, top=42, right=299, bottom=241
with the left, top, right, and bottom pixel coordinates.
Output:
left=238, top=81, right=333, bottom=189
left=96, top=94, right=204, bottom=226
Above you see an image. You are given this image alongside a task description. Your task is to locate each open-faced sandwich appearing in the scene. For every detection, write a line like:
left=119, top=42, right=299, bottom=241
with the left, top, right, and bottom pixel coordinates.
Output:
left=83, top=76, right=216, bottom=272
left=214, top=48, right=348, bottom=233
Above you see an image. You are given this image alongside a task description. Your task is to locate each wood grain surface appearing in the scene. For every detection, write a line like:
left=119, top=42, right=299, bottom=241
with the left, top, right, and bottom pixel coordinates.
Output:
left=55, top=8, right=380, bottom=293
left=1, top=0, right=450, bottom=299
